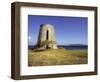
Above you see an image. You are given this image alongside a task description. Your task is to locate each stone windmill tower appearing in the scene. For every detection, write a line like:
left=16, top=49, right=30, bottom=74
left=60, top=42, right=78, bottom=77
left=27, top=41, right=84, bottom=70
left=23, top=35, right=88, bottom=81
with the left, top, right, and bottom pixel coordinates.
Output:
left=37, top=24, right=57, bottom=49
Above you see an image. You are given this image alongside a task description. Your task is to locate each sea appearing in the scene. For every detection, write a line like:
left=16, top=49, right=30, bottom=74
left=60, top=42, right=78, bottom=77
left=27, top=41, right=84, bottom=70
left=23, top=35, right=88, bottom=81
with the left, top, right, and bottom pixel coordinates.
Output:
left=28, top=45, right=87, bottom=50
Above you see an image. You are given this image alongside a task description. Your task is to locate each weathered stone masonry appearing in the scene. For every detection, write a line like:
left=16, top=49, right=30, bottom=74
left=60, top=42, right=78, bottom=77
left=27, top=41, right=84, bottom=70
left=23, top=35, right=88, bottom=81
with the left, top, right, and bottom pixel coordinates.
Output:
left=37, top=24, right=57, bottom=49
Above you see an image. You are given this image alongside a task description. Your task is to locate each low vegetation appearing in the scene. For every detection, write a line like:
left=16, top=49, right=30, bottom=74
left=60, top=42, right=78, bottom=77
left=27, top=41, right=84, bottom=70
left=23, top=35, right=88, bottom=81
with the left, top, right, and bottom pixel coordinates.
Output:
left=28, top=48, right=87, bottom=66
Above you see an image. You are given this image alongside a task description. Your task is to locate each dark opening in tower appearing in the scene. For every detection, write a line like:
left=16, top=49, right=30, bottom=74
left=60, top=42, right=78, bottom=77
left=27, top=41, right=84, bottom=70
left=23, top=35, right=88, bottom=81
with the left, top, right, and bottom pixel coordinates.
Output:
left=46, top=30, right=49, bottom=40
left=46, top=30, right=49, bottom=49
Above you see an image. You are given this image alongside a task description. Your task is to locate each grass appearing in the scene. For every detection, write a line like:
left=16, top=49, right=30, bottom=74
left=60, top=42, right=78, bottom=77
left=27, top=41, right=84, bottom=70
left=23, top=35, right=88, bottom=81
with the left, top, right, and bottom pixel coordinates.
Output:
left=28, top=48, right=87, bottom=66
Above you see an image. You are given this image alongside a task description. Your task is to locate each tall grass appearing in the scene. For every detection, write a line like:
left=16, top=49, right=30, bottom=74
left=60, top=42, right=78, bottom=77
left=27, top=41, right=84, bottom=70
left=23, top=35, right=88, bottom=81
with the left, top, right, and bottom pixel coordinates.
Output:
left=28, top=48, right=87, bottom=66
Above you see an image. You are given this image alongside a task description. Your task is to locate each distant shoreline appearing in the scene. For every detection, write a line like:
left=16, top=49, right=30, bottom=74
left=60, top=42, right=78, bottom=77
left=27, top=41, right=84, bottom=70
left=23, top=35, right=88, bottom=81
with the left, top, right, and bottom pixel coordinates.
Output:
left=28, top=45, right=87, bottom=50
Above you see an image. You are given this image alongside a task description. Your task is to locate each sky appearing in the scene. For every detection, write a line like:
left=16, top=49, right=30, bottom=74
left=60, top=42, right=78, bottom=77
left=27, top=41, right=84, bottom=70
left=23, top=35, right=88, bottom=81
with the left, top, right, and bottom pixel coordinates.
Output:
left=28, top=15, right=88, bottom=46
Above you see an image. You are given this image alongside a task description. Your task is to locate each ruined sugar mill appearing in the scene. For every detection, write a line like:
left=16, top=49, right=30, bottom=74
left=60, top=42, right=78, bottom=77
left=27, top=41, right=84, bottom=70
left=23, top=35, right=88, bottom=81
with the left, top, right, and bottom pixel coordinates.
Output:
left=36, top=24, right=58, bottom=49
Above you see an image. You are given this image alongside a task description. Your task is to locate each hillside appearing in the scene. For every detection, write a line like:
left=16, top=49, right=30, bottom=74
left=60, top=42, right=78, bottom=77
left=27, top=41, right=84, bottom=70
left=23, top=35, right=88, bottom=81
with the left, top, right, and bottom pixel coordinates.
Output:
left=28, top=48, right=87, bottom=66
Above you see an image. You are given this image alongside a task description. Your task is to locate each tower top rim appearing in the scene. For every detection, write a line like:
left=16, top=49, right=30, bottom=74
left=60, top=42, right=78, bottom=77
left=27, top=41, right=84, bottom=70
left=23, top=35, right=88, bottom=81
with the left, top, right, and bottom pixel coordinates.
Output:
left=40, top=24, right=54, bottom=28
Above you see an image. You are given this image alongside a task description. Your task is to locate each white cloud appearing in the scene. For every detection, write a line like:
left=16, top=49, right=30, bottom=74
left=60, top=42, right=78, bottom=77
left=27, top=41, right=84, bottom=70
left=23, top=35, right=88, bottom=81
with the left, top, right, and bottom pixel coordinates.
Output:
left=28, top=36, right=31, bottom=40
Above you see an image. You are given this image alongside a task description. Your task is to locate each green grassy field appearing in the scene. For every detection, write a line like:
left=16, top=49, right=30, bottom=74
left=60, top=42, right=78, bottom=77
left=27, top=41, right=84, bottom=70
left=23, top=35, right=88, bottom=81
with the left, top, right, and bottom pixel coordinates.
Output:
left=28, top=48, right=87, bottom=66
